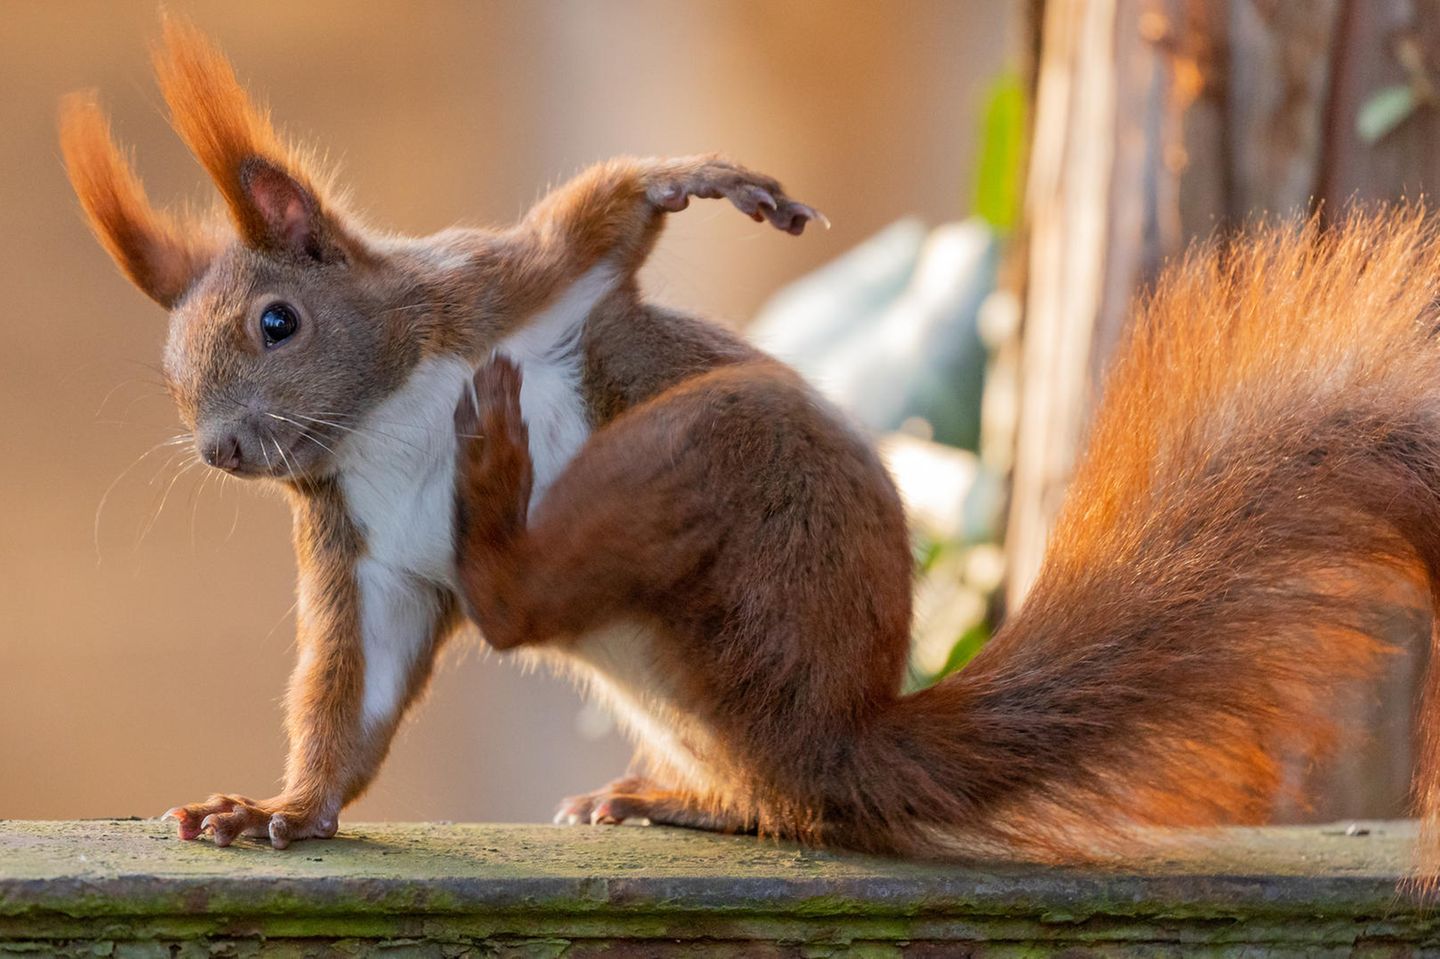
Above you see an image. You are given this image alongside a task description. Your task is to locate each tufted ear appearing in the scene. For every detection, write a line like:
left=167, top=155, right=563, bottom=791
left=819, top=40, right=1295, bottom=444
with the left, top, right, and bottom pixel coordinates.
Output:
left=59, top=93, right=215, bottom=308
left=151, top=16, right=358, bottom=263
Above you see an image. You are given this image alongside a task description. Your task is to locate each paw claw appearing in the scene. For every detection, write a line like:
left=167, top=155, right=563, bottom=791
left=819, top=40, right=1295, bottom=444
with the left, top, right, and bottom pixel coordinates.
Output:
left=167, top=808, right=201, bottom=840
left=200, top=813, right=234, bottom=847
left=554, top=796, right=593, bottom=826
left=795, top=204, right=829, bottom=233
left=590, top=799, right=628, bottom=826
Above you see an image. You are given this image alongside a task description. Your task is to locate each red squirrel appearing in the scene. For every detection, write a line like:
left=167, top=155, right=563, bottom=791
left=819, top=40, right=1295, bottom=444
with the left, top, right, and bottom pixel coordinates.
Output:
left=61, top=20, right=1440, bottom=870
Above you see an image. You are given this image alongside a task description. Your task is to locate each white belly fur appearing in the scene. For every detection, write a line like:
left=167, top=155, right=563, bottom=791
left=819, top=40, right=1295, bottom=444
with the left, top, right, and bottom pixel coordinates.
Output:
left=339, top=354, right=472, bottom=728
left=339, top=262, right=699, bottom=768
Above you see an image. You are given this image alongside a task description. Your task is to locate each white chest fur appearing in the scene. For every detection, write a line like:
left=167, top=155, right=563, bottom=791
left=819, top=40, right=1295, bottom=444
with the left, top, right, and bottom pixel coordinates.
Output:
left=340, top=355, right=473, bottom=589
left=495, top=262, right=618, bottom=509
left=338, top=355, right=471, bottom=726
left=334, top=263, right=618, bottom=730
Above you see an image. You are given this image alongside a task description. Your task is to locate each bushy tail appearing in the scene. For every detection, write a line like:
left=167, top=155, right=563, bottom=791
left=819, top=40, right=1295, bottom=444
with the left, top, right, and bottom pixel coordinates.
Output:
left=839, top=208, right=1440, bottom=869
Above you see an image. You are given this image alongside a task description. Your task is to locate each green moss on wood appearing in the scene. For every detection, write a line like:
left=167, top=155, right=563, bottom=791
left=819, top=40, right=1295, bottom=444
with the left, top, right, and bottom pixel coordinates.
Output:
left=0, top=820, right=1435, bottom=955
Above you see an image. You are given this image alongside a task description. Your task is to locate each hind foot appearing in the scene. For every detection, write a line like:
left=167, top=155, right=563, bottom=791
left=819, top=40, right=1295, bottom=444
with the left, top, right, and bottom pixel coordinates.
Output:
left=553, top=777, right=747, bottom=832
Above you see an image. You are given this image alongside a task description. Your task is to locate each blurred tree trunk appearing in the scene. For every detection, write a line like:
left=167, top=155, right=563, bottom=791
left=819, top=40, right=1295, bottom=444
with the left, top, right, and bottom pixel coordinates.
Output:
left=1010, top=0, right=1440, bottom=820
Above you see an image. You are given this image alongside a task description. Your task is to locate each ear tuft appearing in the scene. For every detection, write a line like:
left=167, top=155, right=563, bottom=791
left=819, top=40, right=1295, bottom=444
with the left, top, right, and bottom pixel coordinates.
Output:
left=152, top=16, right=352, bottom=261
left=58, top=91, right=213, bottom=307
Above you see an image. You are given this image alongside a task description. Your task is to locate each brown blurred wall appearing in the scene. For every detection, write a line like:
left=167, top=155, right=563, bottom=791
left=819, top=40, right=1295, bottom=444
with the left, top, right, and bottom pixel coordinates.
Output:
left=0, top=0, right=1015, bottom=822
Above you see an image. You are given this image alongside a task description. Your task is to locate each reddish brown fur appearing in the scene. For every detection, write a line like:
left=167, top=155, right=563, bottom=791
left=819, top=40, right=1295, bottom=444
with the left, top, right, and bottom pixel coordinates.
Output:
left=62, top=19, right=1440, bottom=880
left=455, top=209, right=1440, bottom=873
left=58, top=93, right=217, bottom=307
left=455, top=353, right=915, bottom=847
left=61, top=21, right=825, bottom=849
left=149, top=17, right=348, bottom=257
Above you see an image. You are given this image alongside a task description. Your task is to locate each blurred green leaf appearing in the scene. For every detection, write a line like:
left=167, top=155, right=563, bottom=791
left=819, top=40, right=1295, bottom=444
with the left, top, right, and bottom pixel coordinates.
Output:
left=971, top=71, right=1026, bottom=233
left=935, top=620, right=990, bottom=680
left=913, top=535, right=945, bottom=573
left=1357, top=84, right=1417, bottom=144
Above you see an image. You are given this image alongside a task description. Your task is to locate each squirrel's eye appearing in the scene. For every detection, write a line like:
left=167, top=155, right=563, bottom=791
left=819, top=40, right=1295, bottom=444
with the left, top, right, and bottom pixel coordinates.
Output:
left=260, top=303, right=300, bottom=347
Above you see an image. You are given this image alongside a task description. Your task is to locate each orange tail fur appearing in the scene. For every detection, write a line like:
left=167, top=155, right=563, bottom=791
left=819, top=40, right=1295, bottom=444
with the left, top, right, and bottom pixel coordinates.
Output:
left=834, top=209, right=1440, bottom=869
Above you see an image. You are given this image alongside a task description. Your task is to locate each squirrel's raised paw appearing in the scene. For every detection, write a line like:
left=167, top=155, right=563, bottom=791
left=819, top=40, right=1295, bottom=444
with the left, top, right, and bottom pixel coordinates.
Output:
left=454, top=354, right=532, bottom=545
left=163, top=794, right=338, bottom=849
left=645, top=157, right=828, bottom=236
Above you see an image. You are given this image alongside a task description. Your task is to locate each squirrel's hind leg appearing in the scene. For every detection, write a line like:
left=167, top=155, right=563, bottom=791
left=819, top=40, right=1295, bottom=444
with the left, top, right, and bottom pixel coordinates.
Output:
left=452, top=356, right=734, bottom=649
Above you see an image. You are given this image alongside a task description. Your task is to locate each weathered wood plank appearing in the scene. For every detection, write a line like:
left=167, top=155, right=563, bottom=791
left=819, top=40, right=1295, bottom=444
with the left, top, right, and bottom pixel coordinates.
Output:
left=0, top=819, right=1434, bottom=956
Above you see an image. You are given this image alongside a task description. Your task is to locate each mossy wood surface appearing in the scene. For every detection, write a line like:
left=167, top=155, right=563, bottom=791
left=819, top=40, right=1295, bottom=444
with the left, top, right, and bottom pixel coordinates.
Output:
left=0, top=818, right=1430, bottom=956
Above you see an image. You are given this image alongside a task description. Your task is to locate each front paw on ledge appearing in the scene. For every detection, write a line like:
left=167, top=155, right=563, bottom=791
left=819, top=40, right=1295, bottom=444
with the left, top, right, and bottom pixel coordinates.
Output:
left=162, top=793, right=338, bottom=848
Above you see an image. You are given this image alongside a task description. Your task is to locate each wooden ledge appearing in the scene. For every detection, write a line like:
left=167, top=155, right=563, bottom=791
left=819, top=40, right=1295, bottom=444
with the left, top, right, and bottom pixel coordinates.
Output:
left=0, top=819, right=1431, bottom=956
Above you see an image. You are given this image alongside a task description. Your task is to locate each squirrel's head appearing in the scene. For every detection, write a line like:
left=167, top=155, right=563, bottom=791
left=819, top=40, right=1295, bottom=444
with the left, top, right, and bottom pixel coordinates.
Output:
left=60, top=19, right=425, bottom=481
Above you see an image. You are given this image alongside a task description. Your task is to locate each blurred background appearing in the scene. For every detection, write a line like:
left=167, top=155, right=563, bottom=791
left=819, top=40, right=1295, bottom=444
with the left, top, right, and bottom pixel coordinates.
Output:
left=6, top=0, right=1439, bottom=830
left=0, top=0, right=1018, bottom=823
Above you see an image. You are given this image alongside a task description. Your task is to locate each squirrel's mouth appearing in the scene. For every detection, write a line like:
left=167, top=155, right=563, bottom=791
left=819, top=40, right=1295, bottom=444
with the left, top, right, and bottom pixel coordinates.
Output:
left=194, top=416, right=337, bottom=480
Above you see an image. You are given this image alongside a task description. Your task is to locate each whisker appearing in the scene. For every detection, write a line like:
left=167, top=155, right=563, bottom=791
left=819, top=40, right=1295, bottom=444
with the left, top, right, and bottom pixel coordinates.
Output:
left=265, top=412, right=338, bottom=459
left=188, top=461, right=216, bottom=553
left=137, top=455, right=201, bottom=548
left=114, top=390, right=172, bottom=422
left=275, top=416, right=393, bottom=502
left=145, top=447, right=191, bottom=487
left=94, top=433, right=194, bottom=565
left=225, top=494, right=242, bottom=543
left=258, top=428, right=275, bottom=475
left=372, top=301, right=474, bottom=318
left=93, top=377, right=169, bottom=419
left=300, top=411, right=483, bottom=444
left=264, top=599, right=300, bottom=644
left=272, top=435, right=298, bottom=477
left=287, top=412, right=435, bottom=457
left=307, top=409, right=476, bottom=433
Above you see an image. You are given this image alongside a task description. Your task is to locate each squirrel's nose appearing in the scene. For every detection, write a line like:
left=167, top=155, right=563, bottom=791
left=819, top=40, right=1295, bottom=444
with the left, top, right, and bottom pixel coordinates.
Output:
left=203, top=434, right=243, bottom=471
